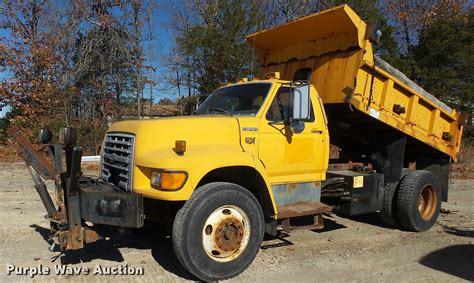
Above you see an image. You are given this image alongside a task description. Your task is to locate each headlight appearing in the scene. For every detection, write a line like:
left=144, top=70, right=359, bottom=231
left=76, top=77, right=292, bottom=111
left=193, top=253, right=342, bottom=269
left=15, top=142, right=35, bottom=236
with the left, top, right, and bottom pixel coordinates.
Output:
left=151, top=170, right=188, bottom=191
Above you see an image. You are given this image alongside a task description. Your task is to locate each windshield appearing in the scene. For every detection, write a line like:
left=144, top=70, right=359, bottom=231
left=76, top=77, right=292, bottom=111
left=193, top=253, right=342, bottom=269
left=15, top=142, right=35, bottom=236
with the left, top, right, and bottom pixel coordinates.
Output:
left=195, top=83, right=271, bottom=116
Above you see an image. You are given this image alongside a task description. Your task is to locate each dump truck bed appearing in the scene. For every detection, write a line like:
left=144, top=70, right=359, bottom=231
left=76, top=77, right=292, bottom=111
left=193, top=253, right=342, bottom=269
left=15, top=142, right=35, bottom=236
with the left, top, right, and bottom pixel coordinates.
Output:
left=247, top=4, right=463, bottom=161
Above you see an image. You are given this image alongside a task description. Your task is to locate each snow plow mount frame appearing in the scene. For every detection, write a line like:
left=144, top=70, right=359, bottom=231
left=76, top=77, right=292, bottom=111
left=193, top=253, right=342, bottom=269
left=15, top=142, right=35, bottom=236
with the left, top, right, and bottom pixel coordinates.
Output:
left=6, top=126, right=144, bottom=251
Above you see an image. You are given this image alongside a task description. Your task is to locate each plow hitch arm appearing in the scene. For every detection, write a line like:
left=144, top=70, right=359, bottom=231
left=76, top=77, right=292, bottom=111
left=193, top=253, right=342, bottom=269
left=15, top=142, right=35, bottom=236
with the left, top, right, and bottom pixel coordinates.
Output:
left=6, top=126, right=101, bottom=251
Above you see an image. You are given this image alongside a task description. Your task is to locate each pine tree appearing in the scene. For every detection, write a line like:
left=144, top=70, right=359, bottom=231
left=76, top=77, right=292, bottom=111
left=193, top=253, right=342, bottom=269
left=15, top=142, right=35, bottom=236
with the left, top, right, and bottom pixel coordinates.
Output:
left=175, top=0, right=258, bottom=95
left=415, top=10, right=473, bottom=109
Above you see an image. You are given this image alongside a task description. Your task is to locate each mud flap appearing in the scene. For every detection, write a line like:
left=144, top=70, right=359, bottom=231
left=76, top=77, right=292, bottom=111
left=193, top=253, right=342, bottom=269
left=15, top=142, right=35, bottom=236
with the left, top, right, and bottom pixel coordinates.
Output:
left=416, top=158, right=451, bottom=202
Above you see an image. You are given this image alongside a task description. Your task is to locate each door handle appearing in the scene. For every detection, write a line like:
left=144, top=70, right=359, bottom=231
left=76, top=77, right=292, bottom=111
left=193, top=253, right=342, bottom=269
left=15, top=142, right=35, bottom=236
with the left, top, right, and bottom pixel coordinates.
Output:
left=311, top=129, right=323, bottom=134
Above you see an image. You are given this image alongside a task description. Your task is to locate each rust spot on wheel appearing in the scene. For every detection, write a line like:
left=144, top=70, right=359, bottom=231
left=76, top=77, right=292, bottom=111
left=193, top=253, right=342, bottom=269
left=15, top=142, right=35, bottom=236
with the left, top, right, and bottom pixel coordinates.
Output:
left=202, top=205, right=250, bottom=262
left=418, top=184, right=437, bottom=221
left=215, top=218, right=244, bottom=252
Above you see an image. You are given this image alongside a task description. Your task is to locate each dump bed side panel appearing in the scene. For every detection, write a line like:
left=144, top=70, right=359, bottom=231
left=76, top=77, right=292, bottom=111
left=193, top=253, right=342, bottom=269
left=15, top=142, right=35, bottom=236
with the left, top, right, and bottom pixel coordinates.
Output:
left=350, top=49, right=463, bottom=161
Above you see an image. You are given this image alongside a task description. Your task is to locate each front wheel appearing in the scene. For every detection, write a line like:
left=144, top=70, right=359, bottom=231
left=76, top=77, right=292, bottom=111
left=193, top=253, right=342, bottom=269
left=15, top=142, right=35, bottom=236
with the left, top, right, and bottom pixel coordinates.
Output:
left=172, top=182, right=264, bottom=281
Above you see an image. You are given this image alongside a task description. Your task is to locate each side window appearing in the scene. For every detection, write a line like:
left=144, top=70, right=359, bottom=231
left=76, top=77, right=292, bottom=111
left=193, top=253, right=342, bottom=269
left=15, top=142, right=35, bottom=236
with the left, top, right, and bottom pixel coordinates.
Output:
left=266, top=86, right=315, bottom=122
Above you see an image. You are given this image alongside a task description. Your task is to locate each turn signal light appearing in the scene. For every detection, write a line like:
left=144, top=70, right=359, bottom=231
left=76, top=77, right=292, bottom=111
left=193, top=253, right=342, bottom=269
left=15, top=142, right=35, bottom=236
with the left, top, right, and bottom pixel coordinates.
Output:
left=151, top=171, right=188, bottom=191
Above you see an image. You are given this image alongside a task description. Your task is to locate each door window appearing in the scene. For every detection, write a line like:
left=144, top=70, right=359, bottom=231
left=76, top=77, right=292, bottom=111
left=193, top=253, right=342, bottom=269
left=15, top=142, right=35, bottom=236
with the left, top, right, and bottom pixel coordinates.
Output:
left=266, top=86, right=315, bottom=122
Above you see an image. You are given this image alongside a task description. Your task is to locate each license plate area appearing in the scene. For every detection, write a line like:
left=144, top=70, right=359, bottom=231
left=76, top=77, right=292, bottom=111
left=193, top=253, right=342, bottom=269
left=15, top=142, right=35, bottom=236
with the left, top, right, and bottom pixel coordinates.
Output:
left=80, top=183, right=144, bottom=228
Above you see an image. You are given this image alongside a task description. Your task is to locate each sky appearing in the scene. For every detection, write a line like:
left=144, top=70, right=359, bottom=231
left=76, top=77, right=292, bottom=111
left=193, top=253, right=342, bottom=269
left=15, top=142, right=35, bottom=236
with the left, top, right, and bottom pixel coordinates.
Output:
left=0, top=0, right=177, bottom=117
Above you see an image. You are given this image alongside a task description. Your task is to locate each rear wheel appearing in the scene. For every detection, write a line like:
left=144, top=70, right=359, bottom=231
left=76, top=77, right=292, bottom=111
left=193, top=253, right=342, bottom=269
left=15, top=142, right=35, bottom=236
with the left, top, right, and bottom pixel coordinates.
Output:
left=397, top=170, right=441, bottom=232
left=380, top=182, right=401, bottom=227
left=172, top=182, right=264, bottom=281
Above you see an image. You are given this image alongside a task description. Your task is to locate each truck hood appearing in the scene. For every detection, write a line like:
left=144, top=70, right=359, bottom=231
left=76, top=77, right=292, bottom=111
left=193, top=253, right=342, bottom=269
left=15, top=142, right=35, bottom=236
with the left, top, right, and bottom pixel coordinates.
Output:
left=107, top=115, right=242, bottom=164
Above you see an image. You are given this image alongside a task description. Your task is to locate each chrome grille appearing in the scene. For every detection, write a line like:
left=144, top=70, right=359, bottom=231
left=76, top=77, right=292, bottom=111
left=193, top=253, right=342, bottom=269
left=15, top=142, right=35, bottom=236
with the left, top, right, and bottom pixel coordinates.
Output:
left=101, top=133, right=135, bottom=192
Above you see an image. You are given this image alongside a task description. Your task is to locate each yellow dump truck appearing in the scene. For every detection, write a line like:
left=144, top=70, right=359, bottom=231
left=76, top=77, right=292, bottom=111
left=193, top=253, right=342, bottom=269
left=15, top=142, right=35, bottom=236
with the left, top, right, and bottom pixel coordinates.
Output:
left=9, top=5, right=464, bottom=282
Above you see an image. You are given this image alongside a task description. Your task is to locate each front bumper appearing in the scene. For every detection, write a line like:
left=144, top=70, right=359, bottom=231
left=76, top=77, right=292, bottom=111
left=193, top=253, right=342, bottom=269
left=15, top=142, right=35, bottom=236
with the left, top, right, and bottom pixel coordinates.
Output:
left=79, top=178, right=144, bottom=228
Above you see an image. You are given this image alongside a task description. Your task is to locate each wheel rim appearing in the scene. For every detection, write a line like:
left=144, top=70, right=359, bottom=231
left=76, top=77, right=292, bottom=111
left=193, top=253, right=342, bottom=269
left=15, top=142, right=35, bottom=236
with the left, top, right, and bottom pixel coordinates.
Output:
left=418, top=184, right=437, bottom=221
left=202, top=205, right=251, bottom=262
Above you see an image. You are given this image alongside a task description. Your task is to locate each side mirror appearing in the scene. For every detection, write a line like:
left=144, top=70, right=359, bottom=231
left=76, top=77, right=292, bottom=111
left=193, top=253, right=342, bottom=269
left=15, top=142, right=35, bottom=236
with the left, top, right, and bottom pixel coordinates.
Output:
left=39, top=127, right=53, bottom=144
left=365, top=20, right=382, bottom=45
left=292, top=83, right=311, bottom=121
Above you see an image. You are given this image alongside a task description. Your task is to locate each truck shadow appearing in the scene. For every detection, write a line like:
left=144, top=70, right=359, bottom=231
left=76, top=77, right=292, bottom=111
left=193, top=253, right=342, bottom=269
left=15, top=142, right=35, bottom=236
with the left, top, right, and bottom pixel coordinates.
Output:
left=30, top=224, right=198, bottom=280
left=29, top=216, right=352, bottom=279
left=262, top=216, right=347, bottom=249
left=318, top=215, right=348, bottom=232
left=261, top=231, right=293, bottom=249
left=343, top=212, right=396, bottom=229
left=419, top=244, right=474, bottom=281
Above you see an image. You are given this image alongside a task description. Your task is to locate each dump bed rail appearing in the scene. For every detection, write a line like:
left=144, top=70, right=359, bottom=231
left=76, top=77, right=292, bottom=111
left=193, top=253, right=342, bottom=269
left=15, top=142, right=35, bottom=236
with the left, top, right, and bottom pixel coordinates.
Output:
left=374, top=56, right=452, bottom=114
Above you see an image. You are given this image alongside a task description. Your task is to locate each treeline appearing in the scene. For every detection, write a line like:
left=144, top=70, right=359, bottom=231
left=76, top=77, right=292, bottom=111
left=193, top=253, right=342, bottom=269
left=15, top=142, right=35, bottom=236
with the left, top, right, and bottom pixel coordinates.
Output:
left=0, top=0, right=472, bottom=153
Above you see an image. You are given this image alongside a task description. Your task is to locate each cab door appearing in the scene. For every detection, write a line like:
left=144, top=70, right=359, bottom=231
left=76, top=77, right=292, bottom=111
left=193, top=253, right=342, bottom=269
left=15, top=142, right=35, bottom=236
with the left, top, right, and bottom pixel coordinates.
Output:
left=258, top=85, right=328, bottom=184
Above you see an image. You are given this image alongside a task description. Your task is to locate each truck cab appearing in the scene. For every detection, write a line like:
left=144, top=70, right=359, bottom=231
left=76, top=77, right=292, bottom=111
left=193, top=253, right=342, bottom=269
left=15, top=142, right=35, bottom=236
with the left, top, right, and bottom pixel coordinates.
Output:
left=104, top=76, right=329, bottom=210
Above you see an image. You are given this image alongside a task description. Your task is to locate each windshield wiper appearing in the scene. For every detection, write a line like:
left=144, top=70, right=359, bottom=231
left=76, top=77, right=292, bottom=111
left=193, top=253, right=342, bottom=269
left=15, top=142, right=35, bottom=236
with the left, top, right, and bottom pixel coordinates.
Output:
left=210, top=108, right=234, bottom=117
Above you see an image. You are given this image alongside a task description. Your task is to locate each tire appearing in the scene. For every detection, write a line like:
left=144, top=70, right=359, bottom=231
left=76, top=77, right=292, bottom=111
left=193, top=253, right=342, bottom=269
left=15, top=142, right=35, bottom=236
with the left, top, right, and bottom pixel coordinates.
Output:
left=172, top=182, right=264, bottom=281
left=397, top=170, right=442, bottom=232
left=380, top=169, right=411, bottom=228
left=380, top=182, right=400, bottom=227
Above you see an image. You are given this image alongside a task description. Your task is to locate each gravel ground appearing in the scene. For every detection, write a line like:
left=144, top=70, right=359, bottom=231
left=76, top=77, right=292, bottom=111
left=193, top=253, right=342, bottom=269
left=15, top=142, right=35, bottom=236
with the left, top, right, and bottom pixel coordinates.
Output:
left=0, top=162, right=473, bottom=282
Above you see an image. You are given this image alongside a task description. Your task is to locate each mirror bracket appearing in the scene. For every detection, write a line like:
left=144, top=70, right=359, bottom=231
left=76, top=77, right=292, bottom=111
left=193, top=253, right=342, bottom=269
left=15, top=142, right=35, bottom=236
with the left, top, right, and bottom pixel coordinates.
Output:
left=291, top=120, right=305, bottom=133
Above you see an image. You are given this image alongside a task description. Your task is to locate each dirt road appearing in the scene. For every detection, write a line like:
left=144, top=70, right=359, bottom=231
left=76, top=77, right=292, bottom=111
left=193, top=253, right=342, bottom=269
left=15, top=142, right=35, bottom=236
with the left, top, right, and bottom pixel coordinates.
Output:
left=0, top=162, right=473, bottom=282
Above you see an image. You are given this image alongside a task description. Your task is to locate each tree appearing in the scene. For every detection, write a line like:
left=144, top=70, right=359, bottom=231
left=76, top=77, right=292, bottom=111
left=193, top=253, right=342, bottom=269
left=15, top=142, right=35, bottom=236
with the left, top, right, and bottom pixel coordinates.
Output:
left=415, top=9, right=473, bottom=109
left=73, top=25, right=136, bottom=124
left=0, top=0, right=148, bottom=153
left=131, top=0, right=144, bottom=118
left=175, top=0, right=259, bottom=95
left=0, top=0, right=66, bottom=132
left=144, top=1, right=158, bottom=117
left=163, top=0, right=202, bottom=98
left=382, top=0, right=469, bottom=77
